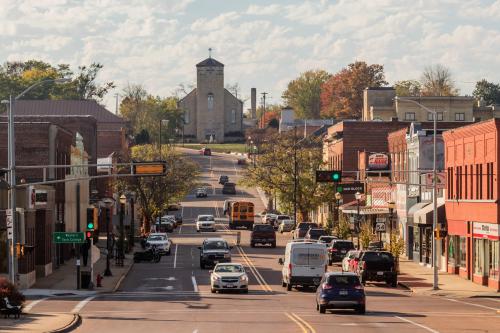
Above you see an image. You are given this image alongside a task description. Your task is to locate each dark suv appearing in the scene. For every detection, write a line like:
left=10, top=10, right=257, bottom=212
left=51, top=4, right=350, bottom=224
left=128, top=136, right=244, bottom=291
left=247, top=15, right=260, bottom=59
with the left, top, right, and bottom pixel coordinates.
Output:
left=292, top=222, right=319, bottom=239
left=305, top=228, right=327, bottom=240
left=357, top=251, right=397, bottom=287
left=198, top=238, right=232, bottom=269
left=316, top=272, right=366, bottom=314
left=327, top=240, right=355, bottom=265
left=251, top=224, right=276, bottom=248
left=222, top=182, right=236, bottom=194
left=219, top=175, right=229, bottom=185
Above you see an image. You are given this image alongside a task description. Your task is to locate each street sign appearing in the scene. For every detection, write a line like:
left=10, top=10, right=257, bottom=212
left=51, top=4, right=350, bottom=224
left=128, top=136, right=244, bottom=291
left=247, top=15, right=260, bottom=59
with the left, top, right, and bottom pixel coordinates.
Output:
left=133, top=162, right=166, bottom=175
left=375, top=222, right=386, bottom=232
left=336, top=182, right=364, bottom=194
left=6, top=212, right=13, bottom=240
left=53, top=232, right=85, bottom=244
left=425, top=172, right=446, bottom=189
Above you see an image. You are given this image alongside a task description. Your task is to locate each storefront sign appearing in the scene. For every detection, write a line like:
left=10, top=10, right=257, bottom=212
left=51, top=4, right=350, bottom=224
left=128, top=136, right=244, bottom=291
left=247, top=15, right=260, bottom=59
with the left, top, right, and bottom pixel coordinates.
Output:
left=336, top=182, right=364, bottom=194
left=28, top=186, right=48, bottom=208
left=368, top=153, right=389, bottom=170
left=473, top=222, right=500, bottom=240
left=425, top=173, right=446, bottom=189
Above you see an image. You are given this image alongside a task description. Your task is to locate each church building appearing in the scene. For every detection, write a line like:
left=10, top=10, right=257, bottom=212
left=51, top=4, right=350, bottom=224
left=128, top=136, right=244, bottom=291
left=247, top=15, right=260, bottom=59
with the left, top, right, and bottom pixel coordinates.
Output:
left=178, top=54, right=243, bottom=143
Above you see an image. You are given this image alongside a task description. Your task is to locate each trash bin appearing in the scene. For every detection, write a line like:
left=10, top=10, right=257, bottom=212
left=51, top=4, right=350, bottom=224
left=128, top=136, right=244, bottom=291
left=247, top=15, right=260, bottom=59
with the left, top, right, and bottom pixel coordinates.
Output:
left=81, top=271, right=91, bottom=289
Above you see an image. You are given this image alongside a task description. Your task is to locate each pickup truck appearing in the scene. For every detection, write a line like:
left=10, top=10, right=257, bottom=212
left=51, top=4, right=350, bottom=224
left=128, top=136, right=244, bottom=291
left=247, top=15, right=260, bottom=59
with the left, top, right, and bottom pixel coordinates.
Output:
left=250, top=224, right=276, bottom=248
left=357, top=251, right=397, bottom=287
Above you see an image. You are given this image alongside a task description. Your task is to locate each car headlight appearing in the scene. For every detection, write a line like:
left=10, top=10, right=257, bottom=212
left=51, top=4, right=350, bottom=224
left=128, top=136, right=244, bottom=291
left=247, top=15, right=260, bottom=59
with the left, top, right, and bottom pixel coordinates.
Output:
left=240, top=275, right=248, bottom=282
left=211, top=275, right=220, bottom=281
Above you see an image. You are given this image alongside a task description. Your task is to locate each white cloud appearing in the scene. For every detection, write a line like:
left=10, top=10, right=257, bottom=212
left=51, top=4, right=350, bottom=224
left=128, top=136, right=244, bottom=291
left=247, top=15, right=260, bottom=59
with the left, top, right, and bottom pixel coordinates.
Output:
left=246, top=4, right=282, bottom=16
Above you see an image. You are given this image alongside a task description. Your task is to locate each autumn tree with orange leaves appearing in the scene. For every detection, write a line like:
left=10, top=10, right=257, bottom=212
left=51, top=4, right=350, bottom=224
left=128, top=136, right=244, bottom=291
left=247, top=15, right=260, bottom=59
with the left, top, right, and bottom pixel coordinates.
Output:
left=320, top=61, right=387, bottom=119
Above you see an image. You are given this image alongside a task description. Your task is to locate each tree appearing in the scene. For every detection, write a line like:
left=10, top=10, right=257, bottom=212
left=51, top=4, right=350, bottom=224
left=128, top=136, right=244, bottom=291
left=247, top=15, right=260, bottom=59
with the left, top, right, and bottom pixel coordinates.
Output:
left=473, top=79, right=500, bottom=105
left=359, top=222, right=375, bottom=249
left=115, top=145, right=198, bottom=233
left=240, top=131, right=334, bottom=220
left=420, top=64, right=458, bottom=96
left=0, top=60, right=114, bottom=101
left=282, top=70, right=331, bottom=119
left=320, top=61, right=387, bottom=119
left=135, top=129, right=151, bottom=144
left=335, top=214, right=351, bottom=240
left=394, top=80, right=421, bottom=97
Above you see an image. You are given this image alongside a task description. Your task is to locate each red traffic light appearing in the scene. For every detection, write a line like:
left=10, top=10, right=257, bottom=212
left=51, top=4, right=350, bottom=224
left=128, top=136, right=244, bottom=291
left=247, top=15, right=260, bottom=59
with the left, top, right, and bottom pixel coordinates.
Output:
left=86, top=231, right=92, bottom=238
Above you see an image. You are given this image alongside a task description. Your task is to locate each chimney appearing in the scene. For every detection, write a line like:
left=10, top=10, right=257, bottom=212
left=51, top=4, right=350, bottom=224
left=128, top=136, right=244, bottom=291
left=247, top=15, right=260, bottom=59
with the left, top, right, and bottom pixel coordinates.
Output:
left=251, top=88, right=256, bottom=119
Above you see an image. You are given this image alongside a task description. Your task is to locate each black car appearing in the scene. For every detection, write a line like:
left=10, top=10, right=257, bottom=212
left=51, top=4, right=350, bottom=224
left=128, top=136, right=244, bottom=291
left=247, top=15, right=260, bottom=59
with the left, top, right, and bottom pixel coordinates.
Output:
left=198, top=238, right=232, bottom=269
left=251, top=224, right=276, bottom=248
left=305, top=228, right=327, bottom=240
left=316, top=272, right=366, bottom=314
left=327, top=240, right=355, bottom=265
left=222, top=182, right=236, bottom=194
left=219, top=175, right=229, bottom=185
left=357, top=251, right=397, bottom=287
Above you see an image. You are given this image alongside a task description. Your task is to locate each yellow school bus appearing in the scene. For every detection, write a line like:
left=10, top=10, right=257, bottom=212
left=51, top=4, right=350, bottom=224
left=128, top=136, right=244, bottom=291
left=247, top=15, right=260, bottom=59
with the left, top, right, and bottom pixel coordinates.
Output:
left=228, top=201, right=255, bottom=230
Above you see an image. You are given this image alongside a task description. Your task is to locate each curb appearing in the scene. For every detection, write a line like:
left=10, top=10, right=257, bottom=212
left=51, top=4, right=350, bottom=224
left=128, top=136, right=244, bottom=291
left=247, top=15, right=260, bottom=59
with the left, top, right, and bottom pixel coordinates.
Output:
left=111, top=260, right=134, bottom=293
left=46, top=314, right=81, bottom=333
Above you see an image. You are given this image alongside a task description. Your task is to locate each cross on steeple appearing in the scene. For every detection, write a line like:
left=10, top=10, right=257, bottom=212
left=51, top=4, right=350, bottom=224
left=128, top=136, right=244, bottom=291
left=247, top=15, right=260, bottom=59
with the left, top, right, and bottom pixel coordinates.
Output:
left=208, top=47, right=213, bottom=58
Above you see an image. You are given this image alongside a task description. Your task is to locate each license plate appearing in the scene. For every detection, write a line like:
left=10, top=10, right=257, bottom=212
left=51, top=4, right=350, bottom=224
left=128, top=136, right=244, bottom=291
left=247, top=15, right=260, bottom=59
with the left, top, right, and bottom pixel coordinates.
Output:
left=339, top=290, right=348, bottom=295
left=377, top=271, right=384, bottom=276
left=341, top=250, right=346, bottom=253
left=226, top=284, right=234, bottom=288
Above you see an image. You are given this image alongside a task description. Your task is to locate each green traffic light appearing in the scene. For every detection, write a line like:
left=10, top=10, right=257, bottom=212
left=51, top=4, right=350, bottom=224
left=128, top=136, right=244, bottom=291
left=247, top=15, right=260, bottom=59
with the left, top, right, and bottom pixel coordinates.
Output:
left=332, top=173, right=340, bottom=181
left=87, top=222, right=94, bottom=229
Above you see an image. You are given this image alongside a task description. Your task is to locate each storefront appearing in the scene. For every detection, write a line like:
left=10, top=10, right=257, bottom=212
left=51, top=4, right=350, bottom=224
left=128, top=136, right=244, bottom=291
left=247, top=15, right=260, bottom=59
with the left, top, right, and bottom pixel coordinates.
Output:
left=472, top=222, right=500, bottom=290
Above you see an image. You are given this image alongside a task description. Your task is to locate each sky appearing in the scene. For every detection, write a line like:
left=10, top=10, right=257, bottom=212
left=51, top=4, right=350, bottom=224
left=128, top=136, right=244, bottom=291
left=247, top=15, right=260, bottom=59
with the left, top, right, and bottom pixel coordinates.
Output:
left=1, top=0, right=499, bottom=113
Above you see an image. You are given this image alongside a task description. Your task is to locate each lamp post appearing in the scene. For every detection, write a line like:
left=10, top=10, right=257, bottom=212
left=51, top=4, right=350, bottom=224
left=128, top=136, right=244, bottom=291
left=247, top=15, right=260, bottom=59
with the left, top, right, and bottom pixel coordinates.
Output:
left=395, top=97, right=440, bottom=290
left=355, top=192, right=362, bottom=249
left=2, top=77, right=70, bottom=284
left=387, top=201, right=396, bottom=250
left=334, top=192, right=342, bottom=233
left=128, top=192, right=135, bottom=251
left=118, top=194, right=126, bottom=266
left=101, top=197, right=115, bottom=276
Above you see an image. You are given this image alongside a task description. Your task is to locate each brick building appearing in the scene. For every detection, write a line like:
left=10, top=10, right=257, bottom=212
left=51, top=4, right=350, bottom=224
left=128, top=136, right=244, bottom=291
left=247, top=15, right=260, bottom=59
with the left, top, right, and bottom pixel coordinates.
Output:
left=444, top=119, right=500, bottom=291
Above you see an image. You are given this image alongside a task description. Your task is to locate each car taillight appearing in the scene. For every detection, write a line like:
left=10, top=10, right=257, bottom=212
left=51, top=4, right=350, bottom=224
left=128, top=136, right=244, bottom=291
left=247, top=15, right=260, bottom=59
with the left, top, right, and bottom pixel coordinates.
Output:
left=362, top=262, right=367, bottom=270
left=354, top=284, right=364, bottom=290
left=321, top=283, right=333, bottom=290
left=332, top=248, right=338, bottom=252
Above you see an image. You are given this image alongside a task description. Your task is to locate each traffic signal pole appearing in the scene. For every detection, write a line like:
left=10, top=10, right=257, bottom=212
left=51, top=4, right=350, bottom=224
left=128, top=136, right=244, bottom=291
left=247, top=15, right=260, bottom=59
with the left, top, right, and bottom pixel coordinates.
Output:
left=76, top=183, right=81, bottom=290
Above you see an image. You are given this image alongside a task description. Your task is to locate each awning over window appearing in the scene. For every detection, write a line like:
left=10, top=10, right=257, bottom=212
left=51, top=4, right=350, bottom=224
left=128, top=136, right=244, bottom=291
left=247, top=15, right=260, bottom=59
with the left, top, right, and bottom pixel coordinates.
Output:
left=413, top=198, right=445, bottom=225
left=407, top=202, right=430, bottom=217
left=340, top=203, right=389, bottom=215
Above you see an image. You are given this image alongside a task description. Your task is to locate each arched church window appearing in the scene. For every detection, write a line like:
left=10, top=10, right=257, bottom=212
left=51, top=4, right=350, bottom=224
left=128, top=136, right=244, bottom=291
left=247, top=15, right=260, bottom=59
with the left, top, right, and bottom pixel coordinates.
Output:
left=208, top=93, right=214, bottom=111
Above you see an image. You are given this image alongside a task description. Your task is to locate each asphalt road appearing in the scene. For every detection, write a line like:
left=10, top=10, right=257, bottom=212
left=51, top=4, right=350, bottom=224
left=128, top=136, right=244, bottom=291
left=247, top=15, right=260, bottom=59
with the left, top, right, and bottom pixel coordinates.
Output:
left=29, top=149, right=500, bottom=333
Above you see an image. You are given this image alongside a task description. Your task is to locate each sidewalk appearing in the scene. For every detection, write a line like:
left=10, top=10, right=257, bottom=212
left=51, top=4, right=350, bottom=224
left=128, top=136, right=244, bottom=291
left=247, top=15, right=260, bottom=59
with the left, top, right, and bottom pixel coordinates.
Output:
left=398, top=258, right=499, bottom=298
left=0, top=312, right=80, bottom=333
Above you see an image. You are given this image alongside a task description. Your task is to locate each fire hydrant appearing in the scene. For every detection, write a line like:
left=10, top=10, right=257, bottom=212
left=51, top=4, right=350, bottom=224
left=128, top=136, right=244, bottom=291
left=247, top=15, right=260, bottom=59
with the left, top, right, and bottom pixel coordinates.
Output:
left=96, top=273, right=103, bottom=287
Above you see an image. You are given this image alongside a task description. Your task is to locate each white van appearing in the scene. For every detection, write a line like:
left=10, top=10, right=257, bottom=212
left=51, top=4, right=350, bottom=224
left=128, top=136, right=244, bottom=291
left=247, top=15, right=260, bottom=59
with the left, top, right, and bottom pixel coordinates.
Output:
left=278, top=241, right=328, bottom=291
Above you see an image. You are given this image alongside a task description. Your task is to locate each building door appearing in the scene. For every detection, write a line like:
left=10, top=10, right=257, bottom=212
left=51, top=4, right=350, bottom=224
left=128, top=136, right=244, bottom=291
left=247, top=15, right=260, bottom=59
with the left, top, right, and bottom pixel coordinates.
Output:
left=423, top=227, right=432, bottom=265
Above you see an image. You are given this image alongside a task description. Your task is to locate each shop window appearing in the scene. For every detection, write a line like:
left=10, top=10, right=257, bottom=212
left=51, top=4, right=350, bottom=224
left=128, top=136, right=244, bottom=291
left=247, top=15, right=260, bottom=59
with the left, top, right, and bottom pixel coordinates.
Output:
left=459, top=237, right=467, bottom=268
left=474, top=239, right=484, bottom=275
left=490, top=241, right=499, bottom=280
left=455, top=113, right=465, bottom=121
left=413, top=228, right=420, bottom=252
left=448, top=236, right=457, bottom=266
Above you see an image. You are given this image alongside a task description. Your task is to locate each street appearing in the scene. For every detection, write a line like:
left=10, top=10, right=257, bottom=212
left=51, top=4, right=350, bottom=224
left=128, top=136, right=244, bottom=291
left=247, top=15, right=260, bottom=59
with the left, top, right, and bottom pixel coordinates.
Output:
left=25, top=150, right=500, bottom=333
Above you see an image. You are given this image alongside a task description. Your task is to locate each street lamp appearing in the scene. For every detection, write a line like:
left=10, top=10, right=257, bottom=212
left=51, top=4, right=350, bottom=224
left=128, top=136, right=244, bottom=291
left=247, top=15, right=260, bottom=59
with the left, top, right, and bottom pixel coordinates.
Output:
left=387, top=201, right=396, bottom=250
left=118, top=194, right=126, bottom=266
left=2, top=77, right=70, bottom=284
left=128, top=192, right=136, bottom=251
left=101, top=197, right=115, bottom=276
left=334, top=192, right=342, bottom=233
left=355, top=192, right=362, bottom=249
left=395, top=97, right=440, bottom=290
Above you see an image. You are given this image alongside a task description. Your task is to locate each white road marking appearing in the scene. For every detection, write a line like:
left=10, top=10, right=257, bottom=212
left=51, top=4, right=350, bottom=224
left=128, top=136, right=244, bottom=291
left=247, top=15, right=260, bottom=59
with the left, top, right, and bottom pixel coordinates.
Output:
left=178, top=225, right=182, bottom=234
left=395, top=316, right=440, bottom=333
left=71, top=296, right=96, bottom=314
left=174, top=244, right=179, bottom=268
left=191, top=274, right=199, bottom=292
left=444, top=297, right=500, bottom=312
left=24, top=297, right=48, bottom=313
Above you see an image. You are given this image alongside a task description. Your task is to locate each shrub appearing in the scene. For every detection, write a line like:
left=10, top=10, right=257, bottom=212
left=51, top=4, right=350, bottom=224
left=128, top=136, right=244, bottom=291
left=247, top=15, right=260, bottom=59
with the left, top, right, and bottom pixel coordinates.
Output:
left=0, top=277, right=26, bottom=307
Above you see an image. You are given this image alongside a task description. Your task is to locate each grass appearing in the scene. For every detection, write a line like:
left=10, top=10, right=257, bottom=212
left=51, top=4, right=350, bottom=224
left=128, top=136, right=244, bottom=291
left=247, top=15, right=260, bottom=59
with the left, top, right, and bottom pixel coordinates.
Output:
left=176, top=143, right=248, bottom=154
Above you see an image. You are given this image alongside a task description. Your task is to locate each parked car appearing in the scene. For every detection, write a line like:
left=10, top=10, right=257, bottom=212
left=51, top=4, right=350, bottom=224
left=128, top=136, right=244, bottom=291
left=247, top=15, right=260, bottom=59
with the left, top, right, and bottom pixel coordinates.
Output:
left=342, top=250, right=360, bottom=272
left=196, top=187, right=208, bottom=198
left=218, top=175, right=229, bottom=185
left=367, top=241, right=385, bottom=251
left=210, top=263, right=248, bottom=294
left=278, top=219, right=295, bottom=233
left=292, top=222, right=319, bottom=239
left=162, top=215, right=177, bottom=228
left=357, top=251, right=397, bottom=287
left=348, top=250, right=364, bottom=273
left=222, top=182, right=236, bottom=194
left=317, top=235, right=337, bottom=245
left=327, top=240, right=355, bottom=265
left=264, top=213, right=278, bottom=226
left=315, top=272, right=366, bottom=314
left=156, top=216, right=175, bottom=233
left=250, top=224, right=276, bottom=248
left=166, top=204, right=183, bottom=225
left=275, top=215, right=291, bottom=229
left=305, top=228, right=327, bottom=240
left=237, top=158, right=246, bottom=165
left=200, top=147, right=211, bottom=156
left=199, top=238, right=232, bottom=269
left=279, top=241, right=327, bottom=291
left=196, top=215, right=216, bottom=232
left=146, top=233, right=172, bottom=255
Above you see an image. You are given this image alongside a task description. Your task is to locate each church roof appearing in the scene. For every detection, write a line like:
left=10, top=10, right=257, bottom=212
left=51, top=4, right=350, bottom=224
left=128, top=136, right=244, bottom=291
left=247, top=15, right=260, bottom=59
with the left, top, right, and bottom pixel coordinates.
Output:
left=196, top=57, right=224, bottom=67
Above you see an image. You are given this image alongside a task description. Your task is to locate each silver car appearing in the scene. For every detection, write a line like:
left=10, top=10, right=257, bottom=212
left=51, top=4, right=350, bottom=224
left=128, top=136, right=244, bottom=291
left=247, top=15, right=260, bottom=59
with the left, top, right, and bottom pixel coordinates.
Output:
left=278, top=219, right=295, bottom=233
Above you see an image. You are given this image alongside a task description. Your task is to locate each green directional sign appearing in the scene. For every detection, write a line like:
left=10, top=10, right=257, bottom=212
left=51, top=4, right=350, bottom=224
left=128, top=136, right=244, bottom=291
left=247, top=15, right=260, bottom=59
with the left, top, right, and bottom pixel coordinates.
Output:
left=53, top=232, right=85, bottom=244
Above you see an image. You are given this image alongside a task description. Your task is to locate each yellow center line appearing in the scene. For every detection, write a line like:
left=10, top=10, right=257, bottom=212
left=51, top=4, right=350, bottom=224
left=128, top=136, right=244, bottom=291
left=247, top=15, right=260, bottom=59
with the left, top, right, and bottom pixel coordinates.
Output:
left=285, top=312, right=308, bottom=333
left=238, top=246, right=273, bottom=292
left=236, top=246, right=267, bottom=291
left=290, top=313, right=316, bottom=333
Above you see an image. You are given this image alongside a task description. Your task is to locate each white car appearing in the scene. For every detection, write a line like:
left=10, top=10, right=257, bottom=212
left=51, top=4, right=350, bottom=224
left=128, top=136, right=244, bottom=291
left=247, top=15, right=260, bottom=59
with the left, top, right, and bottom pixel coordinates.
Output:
left=342, top=250, right=360, bottom=272
left=146, top=233, right=172, bottom=255
left=278, top=219, right=295, bottom=233
left=210, top=263, right=249, bottom=293
left=196, top=214, right=216, bottom=232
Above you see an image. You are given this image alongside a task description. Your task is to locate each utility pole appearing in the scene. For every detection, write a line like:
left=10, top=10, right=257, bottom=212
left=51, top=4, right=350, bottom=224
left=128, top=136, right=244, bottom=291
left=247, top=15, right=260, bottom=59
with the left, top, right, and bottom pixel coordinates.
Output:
left=76, top=183, right=81, bottom=289
left=7, top=94, right=17, bottom=284
left=260, top=92, right=268, bottom=128
left=293, top=125, right=298, bottom=224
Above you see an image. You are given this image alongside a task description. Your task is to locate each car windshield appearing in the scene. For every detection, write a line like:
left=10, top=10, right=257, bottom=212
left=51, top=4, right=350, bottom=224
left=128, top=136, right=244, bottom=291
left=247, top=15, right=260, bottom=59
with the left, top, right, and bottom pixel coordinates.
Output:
left=363, top=252, right=394, bottom=262
left=333, top=241, right=354, bottom=249
left=309, top=229, right=325, bottom=235
left=204, top=241, right=228, bottom=250
left=214, top=265, right=243, bottom=273
left=254, top=224, right=274, bottom=231
left=327, top=275, right=360, bottom=286
left=148, top=236, right=165, bottom=241
left=298, top=223, right=318, bottom=230
left=198, top=216, right=214, bottom=221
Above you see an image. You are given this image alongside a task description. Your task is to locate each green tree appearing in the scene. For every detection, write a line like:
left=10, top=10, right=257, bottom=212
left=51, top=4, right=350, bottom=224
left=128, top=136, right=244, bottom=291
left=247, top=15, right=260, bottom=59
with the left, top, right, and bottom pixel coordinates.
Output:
left=335, top=214, right=351, bottom=240
left=394, top=80, right=421, bottom=96
left=240, top=131, right=333, bottom=220
left=320, top=61, right=387, bottom=119
left=115, top=144, right=198, bottom=233
left=359, top=222, right=375, bottom=249
left=473, top=79, right=500, bottom=105
left=420, top=64, right=459, bottom=96
left=282, top=70, right=331, bottom=119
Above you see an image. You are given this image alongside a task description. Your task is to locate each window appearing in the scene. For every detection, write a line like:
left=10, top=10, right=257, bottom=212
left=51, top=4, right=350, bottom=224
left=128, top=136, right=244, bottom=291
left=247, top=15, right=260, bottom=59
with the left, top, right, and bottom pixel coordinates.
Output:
left=490, top=241, right=499, bottom=279
left=428, top=112, right=444, bottom=121
left=207, top=93, right=214, bottom=111
left=405, top=112, right=416, bottom=121
left=470, top=165, right=474, bottom=200
left=465, top=165, right=468, bottom=199
left=479, top=164, right=483, bottom=199
left=487, top=163, right=494, bottom=200
left=448, top=167, right=454, bottom=199
left=231, top=109, right=236, bottom=124
left=184, top=110, right=190, bottom=124
left=459, top=237, right=467, bottom=268
left=455, top=113, right=465, bottom=121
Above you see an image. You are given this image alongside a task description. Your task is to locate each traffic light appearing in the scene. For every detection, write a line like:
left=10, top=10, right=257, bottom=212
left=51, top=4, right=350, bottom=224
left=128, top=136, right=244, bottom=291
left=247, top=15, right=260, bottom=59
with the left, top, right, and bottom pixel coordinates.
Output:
left=434, top=228, right=447, bottom=239
left=316, top=170, right=342, bottom=183
left=86, top=208, right=94, bottom=230
left=86, top=231, right=93, bottom=239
